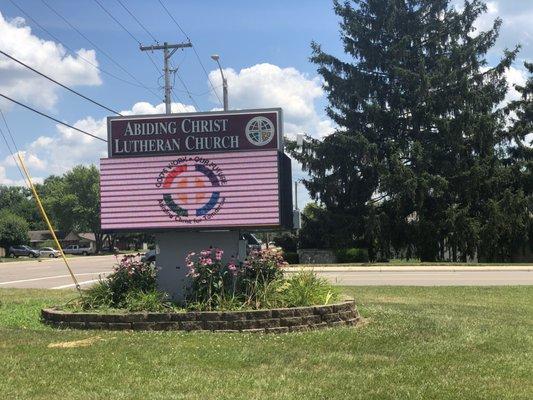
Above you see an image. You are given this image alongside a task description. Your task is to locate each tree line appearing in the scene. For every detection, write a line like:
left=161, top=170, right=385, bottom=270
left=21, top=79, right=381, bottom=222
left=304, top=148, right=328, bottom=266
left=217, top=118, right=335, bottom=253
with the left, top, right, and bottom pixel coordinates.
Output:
left=0, top=165, right=102, bottom=251
left=289, top=0, right=532, bottom=262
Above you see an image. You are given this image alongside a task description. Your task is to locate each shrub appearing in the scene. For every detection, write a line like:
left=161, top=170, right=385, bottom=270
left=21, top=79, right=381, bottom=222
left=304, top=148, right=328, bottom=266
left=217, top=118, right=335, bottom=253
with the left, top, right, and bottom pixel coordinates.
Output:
left=78, top=278, right=113, bottom=310
left=39, top=239, right=57, bottom=249
left=283, top=251, right=299, bottom=265
left=71, top=250, right=341, bottom=312
left=107, top=254, right=158, bottom=307
left=280, top=271, right=340, bottom=307
left=336, top=247, right=369, bottom=263
left=77, top=254, right=160, bottom=310
left=185, top=248, right=238, bottom=310
left=273, top=232, right=298, bottom=252
left=185, top=248, right=287, bottom=310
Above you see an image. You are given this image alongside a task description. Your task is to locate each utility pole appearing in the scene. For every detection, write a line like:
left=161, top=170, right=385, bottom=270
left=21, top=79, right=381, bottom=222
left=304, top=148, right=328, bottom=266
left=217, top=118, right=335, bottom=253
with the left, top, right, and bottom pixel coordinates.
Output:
left=140, top=41, right=192, bottom=114
left=294, top=181, right=299, bottom=210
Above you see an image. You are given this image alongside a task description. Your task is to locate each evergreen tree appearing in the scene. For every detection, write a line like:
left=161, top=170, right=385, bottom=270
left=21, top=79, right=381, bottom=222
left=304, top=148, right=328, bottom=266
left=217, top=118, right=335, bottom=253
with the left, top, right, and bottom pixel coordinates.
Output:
left=289, top=0, right=525, bottom=261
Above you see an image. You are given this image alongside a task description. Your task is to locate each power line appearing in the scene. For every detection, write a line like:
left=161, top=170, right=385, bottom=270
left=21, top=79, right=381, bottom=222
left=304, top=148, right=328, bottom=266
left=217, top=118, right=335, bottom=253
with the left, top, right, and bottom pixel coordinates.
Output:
left=169, top=67, right=188, bottom=110
left=0, top=93, right=107, bottom=143
left=0, top=108, right=27, bottom=185
left=39, top=0, right=163, bottom=102
left=157, top=0, right=223, bottom=107
left=91, top=0, right=165, bottom=94
left=106, top=0, right=194, bottom=112
left=92, top=0, right=140, bottom=44
left=0, top=50, right=122, bottom=116
left=172, top=65, right=200, bottom=110
left=8, top=0, right=159, bottom=93
left=115, top=0, right=158, bottom=43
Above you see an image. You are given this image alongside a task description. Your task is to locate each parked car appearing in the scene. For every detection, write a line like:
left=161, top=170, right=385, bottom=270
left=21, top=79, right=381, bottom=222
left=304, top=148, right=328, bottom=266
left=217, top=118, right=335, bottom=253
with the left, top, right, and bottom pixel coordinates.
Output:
left=39, top=247, right=60, bottom=258
left=241, top=232, right=262, bottom=253
left=63, top=244, right=94, bottom=256
left=141, top=249, right=156, bottom=263
left=8, top=245, right=41, bottom=258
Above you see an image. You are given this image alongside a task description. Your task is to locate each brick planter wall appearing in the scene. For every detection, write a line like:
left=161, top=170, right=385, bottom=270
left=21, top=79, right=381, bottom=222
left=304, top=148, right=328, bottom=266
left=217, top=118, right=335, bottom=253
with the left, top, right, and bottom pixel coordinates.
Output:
left=41, top=301, right=360, bottom=333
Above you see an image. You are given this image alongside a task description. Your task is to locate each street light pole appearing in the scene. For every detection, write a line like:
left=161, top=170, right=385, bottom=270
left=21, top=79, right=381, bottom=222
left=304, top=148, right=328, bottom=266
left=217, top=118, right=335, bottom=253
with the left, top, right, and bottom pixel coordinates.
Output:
left=211, top=54, right=228, bottom=111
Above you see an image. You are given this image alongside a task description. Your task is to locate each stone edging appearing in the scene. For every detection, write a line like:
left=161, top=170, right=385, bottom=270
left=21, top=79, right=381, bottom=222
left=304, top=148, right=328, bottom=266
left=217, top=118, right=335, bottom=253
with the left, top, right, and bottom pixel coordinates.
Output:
left=41, top=301, right=360, bottom=333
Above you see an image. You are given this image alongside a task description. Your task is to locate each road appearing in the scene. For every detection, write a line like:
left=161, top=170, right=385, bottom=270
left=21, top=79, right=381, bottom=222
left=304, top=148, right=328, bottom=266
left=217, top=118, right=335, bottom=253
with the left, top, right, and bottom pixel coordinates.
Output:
left=0, top=255, right=117, bottom=289
left=1, top=255, right=532, bottom=289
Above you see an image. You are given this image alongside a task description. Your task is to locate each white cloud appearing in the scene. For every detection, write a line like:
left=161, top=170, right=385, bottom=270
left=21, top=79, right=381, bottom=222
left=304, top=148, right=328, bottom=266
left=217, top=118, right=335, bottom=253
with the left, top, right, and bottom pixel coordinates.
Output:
left=472, top=1, right=499, bottom=34
left=123, top=102, right=196, bottom=116
left=504, top=65, right=527, bottom=104
left=0, top=12, right=101, bottom=110
left=3, top=150, right=46, bottom=171
left=208, top=63, right=334, bottom=138
left=0, top=164, right=41, bottom=186
left=0, top=101, right=195, bottom=181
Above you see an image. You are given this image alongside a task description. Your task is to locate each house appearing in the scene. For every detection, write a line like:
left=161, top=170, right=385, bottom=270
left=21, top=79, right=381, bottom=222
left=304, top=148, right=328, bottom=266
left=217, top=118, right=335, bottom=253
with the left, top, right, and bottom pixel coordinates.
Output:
left=28, top=230, right=99, bottom=251
left=28, top=230, right=66, bottom=248
left=62, top=232, right=98, bottom=250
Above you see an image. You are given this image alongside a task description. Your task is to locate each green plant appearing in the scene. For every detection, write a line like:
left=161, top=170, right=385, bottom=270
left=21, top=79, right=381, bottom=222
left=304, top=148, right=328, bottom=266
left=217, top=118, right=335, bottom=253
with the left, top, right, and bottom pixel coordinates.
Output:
left=106, top=254, right=158, bottom=307
left=185, top=248, right=238, bottom=310
left=0, top=210, right=29, bottom=250
left=336, top=248, right=369, bottom=263
left=280, top=270, right=340, bottom=307
left=77, top=278, right=113, bottom=310
left=273, top=232, right=298, bottom=252
left=76, top=254, right=159, bottom=310
left=185, top=248, right=287, bottom=310
left=283, top=251, right=299, bottom=265
left=124, top=289, right=169, bottom=312
left=240, top=249, right=286, bottom=308
left=38, top=239, right=57, bottom=249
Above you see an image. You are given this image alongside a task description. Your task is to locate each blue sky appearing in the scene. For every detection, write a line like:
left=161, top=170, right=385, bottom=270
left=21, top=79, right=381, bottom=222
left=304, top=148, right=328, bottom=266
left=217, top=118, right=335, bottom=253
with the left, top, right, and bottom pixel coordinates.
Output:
left=0, top=0, right=531, bottom=208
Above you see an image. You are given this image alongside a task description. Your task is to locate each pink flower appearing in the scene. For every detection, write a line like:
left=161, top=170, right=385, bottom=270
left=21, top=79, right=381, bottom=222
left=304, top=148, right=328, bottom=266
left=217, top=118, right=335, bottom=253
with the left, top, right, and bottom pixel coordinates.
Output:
left=227, top=262, right=238, bottom=276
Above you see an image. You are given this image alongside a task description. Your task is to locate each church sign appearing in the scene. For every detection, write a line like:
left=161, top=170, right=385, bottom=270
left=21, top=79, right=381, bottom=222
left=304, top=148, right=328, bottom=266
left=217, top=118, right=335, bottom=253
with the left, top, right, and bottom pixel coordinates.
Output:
left=100, top=109, right=292, bottom=232
left=107, top=109, right=282, bottom=157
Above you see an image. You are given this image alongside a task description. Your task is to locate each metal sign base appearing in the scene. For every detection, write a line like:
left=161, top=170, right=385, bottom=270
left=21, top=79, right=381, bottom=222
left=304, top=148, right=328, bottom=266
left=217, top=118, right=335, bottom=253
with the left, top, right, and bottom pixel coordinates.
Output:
left=154, top=230, right=241, bottom=303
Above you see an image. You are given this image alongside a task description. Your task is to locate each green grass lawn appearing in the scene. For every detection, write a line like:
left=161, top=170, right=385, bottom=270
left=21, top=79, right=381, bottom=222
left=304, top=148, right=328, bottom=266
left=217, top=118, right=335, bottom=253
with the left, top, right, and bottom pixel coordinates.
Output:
left=0, top=286, right=531, bottom=399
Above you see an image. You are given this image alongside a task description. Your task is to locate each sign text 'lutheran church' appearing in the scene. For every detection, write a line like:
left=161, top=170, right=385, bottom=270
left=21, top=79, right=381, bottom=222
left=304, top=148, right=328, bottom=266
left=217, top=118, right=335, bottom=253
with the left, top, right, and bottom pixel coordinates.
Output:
left=100, top=109, right=292, bottom=232
left=108, top=109, right=281, bottom=157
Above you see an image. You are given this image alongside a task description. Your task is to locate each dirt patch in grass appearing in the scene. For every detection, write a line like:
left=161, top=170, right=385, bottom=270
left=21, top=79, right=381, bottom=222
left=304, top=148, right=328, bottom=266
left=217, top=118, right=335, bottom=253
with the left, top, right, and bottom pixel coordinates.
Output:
left=47, top=336, right=116, bottom=349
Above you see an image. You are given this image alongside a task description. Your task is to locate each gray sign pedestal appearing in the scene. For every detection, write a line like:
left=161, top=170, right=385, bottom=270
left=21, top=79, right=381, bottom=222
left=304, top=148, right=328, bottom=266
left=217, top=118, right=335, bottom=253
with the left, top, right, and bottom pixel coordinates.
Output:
left=154, top=230, right=241, bottom=303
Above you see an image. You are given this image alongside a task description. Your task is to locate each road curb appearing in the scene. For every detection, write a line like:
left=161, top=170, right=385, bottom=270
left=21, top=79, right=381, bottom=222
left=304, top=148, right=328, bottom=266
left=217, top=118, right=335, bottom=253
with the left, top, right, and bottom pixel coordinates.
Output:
left=284, top=266, right=533, bottom=272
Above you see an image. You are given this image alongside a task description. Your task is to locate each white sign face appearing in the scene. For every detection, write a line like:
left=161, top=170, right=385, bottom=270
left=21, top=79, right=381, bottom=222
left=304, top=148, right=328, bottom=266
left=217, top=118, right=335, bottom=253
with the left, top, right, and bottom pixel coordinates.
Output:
left=245, top=116, right=275, bottom=146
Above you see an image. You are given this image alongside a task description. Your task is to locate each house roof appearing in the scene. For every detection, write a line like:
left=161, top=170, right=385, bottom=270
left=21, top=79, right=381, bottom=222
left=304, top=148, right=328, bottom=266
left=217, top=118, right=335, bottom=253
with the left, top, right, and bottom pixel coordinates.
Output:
left=63, top=231, right=96, bottom=242
left=28, top=230, right=65, bottom=242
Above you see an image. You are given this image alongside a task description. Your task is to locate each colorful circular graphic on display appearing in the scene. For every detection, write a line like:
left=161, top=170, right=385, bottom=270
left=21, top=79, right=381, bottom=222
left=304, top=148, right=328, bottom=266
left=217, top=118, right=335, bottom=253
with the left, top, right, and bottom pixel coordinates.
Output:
left=159, top=160, right=224, bottom=221
left=245, top=116, right=275, bottom=146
